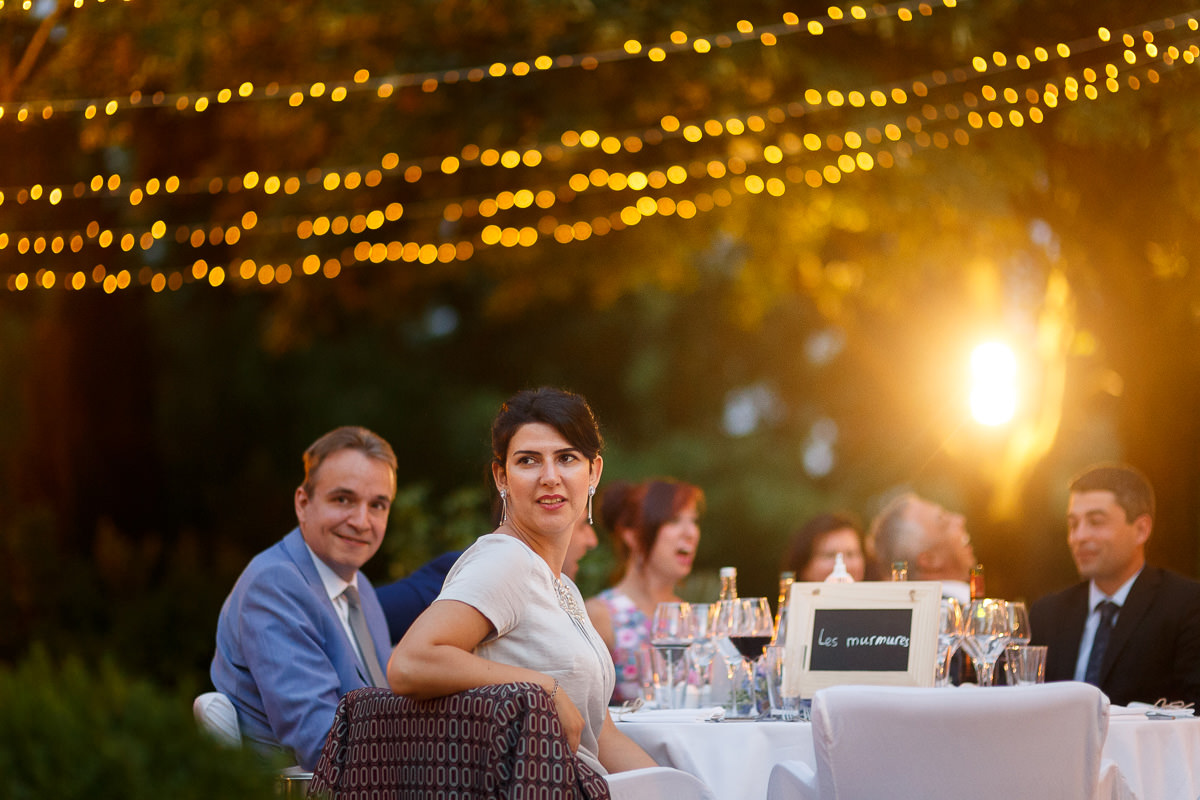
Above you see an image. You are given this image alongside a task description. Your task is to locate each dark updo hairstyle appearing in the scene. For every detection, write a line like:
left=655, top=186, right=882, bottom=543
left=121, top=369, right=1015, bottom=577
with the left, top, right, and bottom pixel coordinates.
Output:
left=491, top=387, right=603, bottom=469
left=602, top=478, right=704, bottom=580
left=783, top=511, right=864, bottom=576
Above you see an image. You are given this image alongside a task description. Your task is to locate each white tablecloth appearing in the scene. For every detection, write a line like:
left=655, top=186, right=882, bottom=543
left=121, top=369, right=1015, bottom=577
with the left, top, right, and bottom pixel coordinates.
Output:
left=616, top=707, right=1200, bottom=800
left=1105, top=712, right=1200, bottom=800
left=615, top=713, right=810, bottom=800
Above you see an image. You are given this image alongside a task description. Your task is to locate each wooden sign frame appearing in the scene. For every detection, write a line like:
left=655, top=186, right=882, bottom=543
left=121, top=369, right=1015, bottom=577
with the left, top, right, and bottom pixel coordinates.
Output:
left=781, top=581, right=941, bottom=698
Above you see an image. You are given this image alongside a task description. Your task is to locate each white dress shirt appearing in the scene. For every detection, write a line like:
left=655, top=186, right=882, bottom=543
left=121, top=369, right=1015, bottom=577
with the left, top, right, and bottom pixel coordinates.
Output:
left=1072, top=569, right=1141, bottom=682
left=304, top=540, right=369, bottom=672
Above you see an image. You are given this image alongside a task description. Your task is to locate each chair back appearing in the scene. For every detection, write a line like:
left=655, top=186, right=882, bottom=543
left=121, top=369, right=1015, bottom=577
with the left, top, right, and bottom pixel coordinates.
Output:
left=193, top=691, right=242, bottom=748
left=308, top=682, right=611, bottom=800
left=606, top=765, right=716, bottom=800
left=810, top=682, right=1109, bottom=800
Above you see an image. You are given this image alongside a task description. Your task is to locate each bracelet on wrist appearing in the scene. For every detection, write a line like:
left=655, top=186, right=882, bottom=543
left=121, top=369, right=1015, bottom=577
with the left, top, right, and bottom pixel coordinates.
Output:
left=549, top=679, right=560, bottom=700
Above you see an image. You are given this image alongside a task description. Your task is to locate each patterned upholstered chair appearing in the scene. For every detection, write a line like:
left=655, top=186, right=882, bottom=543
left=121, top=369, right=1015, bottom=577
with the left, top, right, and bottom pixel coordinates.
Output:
left=307, top=683, right=608, bottom=799
left=308, top=682, right=714, bottom=800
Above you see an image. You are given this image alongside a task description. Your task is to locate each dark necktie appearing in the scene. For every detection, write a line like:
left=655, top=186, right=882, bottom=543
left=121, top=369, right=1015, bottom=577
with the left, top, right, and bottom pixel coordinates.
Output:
left=343, top=585, right=388, bottom=688
left=1083, top=600, right=1119, bottom=686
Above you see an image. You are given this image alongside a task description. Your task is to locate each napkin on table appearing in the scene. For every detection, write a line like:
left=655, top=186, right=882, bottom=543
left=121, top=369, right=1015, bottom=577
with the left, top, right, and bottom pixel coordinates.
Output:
left=1111, top=701, right=1195, bottom=718
left=615, top=706, right=725, bottom=723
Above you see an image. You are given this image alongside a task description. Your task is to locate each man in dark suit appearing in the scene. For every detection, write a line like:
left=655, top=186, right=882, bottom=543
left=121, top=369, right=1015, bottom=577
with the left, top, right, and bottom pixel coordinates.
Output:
left=377, top=515, right=598, bottom=643
left=1030, top=463, right=1200, bottom=708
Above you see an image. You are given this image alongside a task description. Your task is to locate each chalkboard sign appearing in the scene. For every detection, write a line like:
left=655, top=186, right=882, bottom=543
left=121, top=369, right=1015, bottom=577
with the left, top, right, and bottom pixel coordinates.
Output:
left=781, top=581, right=941, bottom=698
left=809, top=608, right=913, bottom=671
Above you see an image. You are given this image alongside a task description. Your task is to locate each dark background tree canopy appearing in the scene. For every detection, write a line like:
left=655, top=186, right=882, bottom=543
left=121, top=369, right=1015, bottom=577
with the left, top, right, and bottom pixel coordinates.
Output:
left=2, top=0, right=1199, bottom=689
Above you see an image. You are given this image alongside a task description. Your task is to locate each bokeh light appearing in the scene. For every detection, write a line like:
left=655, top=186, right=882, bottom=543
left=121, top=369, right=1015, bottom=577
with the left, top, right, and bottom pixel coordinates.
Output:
left=970, top=341, right=1018, bottom=426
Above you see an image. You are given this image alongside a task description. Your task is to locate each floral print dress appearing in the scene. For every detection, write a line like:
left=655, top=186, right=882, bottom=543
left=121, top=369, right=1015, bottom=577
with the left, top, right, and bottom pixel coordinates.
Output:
left=592, top=587, right=650, bottom=704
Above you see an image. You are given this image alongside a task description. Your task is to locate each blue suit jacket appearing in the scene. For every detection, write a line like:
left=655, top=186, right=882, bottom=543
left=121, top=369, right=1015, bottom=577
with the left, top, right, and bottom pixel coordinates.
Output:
left=210, top=528, right=390, bottom=771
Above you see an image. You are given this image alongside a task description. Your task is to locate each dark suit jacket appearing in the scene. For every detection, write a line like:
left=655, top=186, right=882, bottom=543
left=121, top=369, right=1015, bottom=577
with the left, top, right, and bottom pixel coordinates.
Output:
left=1030, top=566, right=1200, bottom=708
left=375, top=549, right=463, bottom=643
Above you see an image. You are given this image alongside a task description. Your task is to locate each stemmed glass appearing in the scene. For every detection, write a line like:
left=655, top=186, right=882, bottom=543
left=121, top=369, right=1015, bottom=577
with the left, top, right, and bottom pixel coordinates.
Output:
left=1003, top=601, right=1032, bottom=685
left=650, top=602, right=694, bottom=708
left=960, top=598, right=1012, bottom=687
left=686, top=603, right=718, bottom=706
left=1008, top=601, right=1031, bottom=645
left=716, top=597, right=773, bottom=716
left=936, top=597, right=964, bottom=686
left=713, top=600, right=745, bottom=716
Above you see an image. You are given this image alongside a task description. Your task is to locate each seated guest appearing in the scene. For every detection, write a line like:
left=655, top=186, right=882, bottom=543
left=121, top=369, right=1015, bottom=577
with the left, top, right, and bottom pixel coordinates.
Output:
left=783, top=511, right=867, bottom=582
left=376, top=549, right=464, bottom=644
left=210, top=426, right=396, bottom=771
left=1030, top=463, right=1200, bottom=708
left=866, top=492, right=977, bottom=600
left=563, top=514, right=599, bottom=580
left=377, top=515, right=597, bottom=643
left=388, top=387, right=658, bottom=775
left=584, top=478, right=704, bottom=705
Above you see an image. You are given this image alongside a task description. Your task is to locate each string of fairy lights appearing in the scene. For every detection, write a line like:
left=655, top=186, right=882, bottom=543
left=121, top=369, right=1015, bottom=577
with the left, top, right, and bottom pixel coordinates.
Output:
left=6, top=48, right=1197, bottom=294
left=0, top=0, right=962, bottom=124
left=3, top=7, right=1194, bottom=213
left=4, top=14, right=1194, bottom=218
left=0, top=0, right=128, bottom=10
left=3, top=7, right=1200, bottom=292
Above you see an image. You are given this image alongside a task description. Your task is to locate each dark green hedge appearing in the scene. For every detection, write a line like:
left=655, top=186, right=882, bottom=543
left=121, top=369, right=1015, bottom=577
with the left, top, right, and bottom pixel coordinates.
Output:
left=0, top=646, right=280, bottom=800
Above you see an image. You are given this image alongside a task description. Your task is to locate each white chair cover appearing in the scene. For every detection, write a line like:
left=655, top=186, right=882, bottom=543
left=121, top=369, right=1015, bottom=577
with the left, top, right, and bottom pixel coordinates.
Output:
left=606, top=766, right=716, bottom=800
left=193, top=690, right=315, bottom=794
left=193, top=691, right=242, bottom=748
left=766, top=682, right=1133, bottom=800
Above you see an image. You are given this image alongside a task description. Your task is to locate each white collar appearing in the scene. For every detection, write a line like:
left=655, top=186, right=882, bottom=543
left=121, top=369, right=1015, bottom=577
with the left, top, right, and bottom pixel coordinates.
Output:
left=303, top=538, right=357, bottom=603
left=1087, top=568, right=1142, bottom=613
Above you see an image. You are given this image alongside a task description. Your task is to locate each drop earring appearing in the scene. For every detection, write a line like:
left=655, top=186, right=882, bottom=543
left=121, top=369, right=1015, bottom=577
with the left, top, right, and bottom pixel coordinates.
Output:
left=587, top=485, right=595, bottom=525
left=500, top=489, right=508, bottom=524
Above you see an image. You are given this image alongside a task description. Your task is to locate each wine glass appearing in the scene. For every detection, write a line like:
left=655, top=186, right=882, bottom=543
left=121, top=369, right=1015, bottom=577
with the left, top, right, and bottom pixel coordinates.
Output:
left=686, top=603, right=718, bottom=706
left=1002, top=601, right=1032, bottom=685
left=960, top=598, right=1011, bottom=687
left=713, top=599, right=747, bottom=716
left=1007, top=601, right=1031, bottom=645
left=936, top=597, right=964, bottom=686
left=650, top=601, right=694, bottom=708
left=725, top=597, right=773, bottom=715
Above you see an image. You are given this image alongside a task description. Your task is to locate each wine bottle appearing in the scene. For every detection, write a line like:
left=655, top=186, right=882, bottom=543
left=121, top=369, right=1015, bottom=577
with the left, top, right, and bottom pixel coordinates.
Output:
left=969, top=563, right=985, bottom=600
left=772, top=571, right=794, bottom=646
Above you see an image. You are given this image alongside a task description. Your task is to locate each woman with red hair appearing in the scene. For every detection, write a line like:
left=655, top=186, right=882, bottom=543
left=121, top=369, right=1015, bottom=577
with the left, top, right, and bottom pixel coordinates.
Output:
left=585, top=478, right=704, bottom=704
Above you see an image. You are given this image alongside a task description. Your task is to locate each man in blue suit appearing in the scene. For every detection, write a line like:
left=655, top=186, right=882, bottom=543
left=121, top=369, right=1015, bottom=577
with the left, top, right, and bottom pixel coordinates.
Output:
left=211, top=426, right=397, bottom=771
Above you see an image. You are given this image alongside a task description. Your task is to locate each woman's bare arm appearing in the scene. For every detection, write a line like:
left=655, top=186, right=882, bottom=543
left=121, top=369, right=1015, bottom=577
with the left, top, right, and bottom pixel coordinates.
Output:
left=584, top=596, right=615, bottom=651
left=596, top=710, right=658, bottom=772
left=387, top=598, right=585, bottom=750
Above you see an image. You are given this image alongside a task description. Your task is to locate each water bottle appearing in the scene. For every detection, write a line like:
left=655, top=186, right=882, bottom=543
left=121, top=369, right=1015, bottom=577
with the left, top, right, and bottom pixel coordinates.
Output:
left=718, top=566, right=739, bottom=601
left=825, top=552, right=855, bottom=583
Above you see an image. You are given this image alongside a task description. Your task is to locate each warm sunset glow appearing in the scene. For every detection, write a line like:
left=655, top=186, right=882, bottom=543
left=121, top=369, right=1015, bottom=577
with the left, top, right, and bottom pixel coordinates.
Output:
left=970, top=341, right=1018, bottom=426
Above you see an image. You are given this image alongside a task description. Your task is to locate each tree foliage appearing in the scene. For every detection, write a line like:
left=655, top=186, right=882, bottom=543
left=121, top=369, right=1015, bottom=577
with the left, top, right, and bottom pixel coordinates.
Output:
left=2, top=0, right=1200, bottom=685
